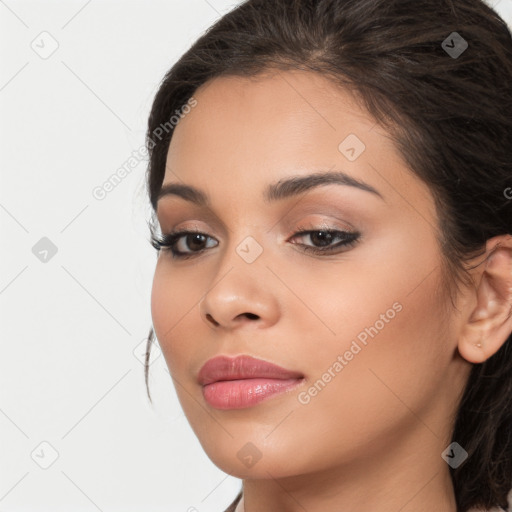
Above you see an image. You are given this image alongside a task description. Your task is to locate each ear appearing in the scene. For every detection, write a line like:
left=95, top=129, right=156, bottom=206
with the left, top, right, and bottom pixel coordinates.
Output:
left=458, top=234, right=512, bottom=364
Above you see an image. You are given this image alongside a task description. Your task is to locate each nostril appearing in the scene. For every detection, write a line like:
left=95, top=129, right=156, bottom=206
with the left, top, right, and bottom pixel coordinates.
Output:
left=205, top=313, right=220, bottom=326
left=242, top=313, right=259, bottom=320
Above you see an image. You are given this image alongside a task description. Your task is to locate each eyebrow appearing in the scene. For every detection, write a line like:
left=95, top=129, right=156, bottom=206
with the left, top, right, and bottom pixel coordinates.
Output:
left=156, top=170, right=384, bottom=206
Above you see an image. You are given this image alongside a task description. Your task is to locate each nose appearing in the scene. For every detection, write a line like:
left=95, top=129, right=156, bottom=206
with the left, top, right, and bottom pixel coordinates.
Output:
left=199, top=254, right=280, bottom=331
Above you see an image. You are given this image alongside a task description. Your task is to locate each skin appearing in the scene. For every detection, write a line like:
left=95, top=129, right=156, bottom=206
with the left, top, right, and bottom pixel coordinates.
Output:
left=150, top=68, right=512, bottom=512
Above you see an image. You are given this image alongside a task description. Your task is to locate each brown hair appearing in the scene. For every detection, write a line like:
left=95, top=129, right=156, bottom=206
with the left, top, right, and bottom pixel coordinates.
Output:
left=142, top=1, right=512, bottom=510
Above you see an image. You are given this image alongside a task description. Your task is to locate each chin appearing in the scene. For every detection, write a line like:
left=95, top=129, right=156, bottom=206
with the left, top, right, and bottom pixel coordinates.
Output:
left=198, top=437, right=305, bottom=479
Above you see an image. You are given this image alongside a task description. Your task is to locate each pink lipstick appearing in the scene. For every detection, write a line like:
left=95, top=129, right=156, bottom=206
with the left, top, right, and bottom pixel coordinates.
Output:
left=198, top=354, right=304, bottom=409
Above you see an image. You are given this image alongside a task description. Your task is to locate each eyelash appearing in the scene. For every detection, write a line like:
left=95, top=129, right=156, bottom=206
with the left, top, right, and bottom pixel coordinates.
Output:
left=150, top=226, right=361, bottom=260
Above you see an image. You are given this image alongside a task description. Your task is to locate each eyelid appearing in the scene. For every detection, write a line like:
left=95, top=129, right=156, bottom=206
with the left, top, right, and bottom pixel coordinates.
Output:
left=156, top=197, right=361, bottom=234
left=285, top=214, right=355, bottom=234
left=156, top=209, right=228, bottom=238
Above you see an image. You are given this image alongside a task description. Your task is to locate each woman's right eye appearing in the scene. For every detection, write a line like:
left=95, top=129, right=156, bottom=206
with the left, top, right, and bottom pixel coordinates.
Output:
left=150, top=230, right=218, bottom=259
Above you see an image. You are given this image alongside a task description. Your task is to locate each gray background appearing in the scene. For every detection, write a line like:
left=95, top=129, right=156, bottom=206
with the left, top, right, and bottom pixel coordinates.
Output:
left=1, top=1, right=511, bottom=510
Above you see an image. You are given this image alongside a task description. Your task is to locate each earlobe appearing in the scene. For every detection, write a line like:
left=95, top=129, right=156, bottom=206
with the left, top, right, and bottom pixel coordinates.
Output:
left=458, top=234, right=512, bottom=364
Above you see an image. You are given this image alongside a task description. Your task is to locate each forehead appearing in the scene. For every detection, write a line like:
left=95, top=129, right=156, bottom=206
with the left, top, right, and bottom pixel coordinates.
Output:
left=162, top=69, right=431, bottom=216
left=166, top=70, right=380, bottom=168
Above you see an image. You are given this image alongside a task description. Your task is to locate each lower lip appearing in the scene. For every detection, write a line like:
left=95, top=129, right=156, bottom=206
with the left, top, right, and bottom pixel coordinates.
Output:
left=202, top=378, right=304, bottom=409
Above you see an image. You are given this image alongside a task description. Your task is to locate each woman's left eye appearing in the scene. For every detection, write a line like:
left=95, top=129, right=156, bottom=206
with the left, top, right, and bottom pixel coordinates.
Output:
left=150, top=227, right=361, bottom=259
left=290, top=228, right=361, bottom=254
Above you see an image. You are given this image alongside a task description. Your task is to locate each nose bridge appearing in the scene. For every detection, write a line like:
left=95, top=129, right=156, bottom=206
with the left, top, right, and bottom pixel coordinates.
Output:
left=208, top=228, right=266, bottom=300
left=220, top=211, right=269, bottom=269
left=199, top=225, right=279, bottom=329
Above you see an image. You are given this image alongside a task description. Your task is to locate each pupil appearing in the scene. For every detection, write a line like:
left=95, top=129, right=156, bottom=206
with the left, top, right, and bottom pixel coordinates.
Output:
left=188, top=234, right=206, bottom=250
left=311, top=231, right=333, bottom=247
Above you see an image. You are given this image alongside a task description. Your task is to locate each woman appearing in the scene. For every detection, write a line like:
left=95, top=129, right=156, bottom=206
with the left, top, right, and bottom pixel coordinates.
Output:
left=143, top=0, right=512, bottom=510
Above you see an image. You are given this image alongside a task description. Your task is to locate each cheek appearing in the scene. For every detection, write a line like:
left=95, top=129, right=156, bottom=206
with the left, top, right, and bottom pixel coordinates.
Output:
left=315, top=247, right=449, bottom=412
left=304, top=270, right=448, bottom=432
left=150, top=262, right=199, bottom=373
left=275, top=249, right=449, bottom=456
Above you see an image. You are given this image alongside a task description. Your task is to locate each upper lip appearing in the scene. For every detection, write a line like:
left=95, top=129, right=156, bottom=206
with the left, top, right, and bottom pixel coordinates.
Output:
left=198, top=354, right=304, bottom=386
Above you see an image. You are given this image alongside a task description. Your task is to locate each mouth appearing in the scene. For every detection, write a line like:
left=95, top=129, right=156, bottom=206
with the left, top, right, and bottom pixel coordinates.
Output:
left=202, top=377, right=305, bottom=409
left=198, top=354, right=305, bottom=410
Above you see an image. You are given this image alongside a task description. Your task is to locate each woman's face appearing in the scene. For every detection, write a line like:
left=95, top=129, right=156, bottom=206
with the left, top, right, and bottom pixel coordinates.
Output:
left=151, top=69, right=472, bottom=479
